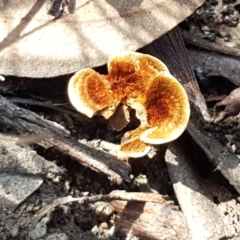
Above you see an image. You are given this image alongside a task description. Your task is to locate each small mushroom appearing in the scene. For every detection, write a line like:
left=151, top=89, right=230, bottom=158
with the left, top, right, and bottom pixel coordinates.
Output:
left=68, top=52, right=190, bottom=159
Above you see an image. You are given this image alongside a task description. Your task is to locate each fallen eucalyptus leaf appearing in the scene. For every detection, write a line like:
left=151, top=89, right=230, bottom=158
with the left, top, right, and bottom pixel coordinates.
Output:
left=0, top=0, right=204, bottom=77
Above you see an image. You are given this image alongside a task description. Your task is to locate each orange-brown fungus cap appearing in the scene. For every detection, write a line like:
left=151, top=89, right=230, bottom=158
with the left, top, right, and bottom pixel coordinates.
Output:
left=140, top=73, right=190, bottom=144
left=107, top=52, right=169, bottom=101
left=68, top=68, right=120, bottom=118
left=119, top=126, right=150, bottom=158
left=68, top=51, right=190, bottom=158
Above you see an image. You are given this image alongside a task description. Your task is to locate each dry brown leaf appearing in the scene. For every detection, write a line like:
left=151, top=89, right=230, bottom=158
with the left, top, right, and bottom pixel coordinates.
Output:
left=0, top=0, right=204, bottom=78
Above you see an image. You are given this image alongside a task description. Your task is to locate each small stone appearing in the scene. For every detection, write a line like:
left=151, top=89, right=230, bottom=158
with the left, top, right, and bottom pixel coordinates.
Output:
left=231, top=144, right=237, bottom=153
left=45, top=172, right=54, bottom=179
left=52, top=175, right=61, bottom=183
left=91, top=225, right=99, bottom=235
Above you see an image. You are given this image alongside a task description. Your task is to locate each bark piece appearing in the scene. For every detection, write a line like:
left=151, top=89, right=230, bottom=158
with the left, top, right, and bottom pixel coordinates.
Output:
left=165, top=142, right=226, bottom=240
left=215, top=87, right=240, bottom=116
left=0, top=0, right=204, bottom=77
left=110, top=200, right=190, bottom=240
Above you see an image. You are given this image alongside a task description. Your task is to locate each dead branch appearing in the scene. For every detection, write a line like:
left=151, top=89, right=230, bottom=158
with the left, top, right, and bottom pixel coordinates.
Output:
left=183, top=32, right=240, bottom=59
left=0, top=95, right=131, bottom=184
left=8, top=96, right=87, bottom=121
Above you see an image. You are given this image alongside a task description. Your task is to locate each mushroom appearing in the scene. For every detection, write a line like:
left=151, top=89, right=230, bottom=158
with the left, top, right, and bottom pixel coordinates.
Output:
left=68, top=51, right=190, bottom=158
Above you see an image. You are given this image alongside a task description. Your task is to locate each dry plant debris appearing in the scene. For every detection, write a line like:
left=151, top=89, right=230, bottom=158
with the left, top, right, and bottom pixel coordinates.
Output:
left=30, top=191, right=176, bottom=240
left=68, top=52, right=190, bottom=159
left=190, top=0, right=240, bottom=41
left=165, top=142, right=226, bottom=239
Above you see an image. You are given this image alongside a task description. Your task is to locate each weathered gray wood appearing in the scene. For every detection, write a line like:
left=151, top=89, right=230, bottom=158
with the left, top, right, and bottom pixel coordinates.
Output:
left=165, top=142, right=226, bottom=240
left=187, top=119, right=240, bottom=195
